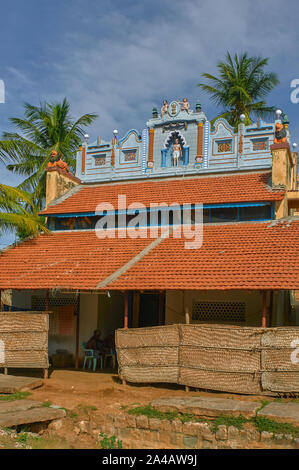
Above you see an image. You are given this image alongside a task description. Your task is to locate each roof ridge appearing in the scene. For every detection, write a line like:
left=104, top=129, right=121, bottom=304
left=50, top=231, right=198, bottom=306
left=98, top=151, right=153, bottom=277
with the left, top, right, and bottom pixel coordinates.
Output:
left=96, top=233, right=168, bottom=289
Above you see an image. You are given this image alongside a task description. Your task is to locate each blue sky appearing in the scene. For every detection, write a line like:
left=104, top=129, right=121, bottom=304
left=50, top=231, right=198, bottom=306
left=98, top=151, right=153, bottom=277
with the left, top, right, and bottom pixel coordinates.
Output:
left=0, top=0, right=298, bottom=245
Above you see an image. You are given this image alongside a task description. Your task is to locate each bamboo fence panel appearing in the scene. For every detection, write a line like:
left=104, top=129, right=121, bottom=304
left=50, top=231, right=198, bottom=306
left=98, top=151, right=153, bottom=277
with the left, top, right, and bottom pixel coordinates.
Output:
left=116, top=324, right=299, bottom=395
left=0, top=312, right=49, bottom=369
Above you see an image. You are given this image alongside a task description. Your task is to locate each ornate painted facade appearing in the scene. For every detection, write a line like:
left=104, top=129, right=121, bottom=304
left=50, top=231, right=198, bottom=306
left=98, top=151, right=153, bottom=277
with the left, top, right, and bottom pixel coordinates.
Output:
left=76, top=100, right=290, bottom=183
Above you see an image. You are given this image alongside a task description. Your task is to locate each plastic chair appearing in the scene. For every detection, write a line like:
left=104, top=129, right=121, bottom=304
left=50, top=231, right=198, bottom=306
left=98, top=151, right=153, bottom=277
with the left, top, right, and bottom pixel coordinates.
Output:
left=104, top=348, right=117, bottom=369
left=82, top=342, right=103, bottom=371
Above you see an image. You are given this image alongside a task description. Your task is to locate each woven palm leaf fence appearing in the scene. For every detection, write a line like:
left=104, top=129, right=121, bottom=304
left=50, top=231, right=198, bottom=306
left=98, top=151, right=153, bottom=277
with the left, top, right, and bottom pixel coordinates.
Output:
left=0, top=312, right=49, bottom=371
left=116, top=324, right=299, bottom=395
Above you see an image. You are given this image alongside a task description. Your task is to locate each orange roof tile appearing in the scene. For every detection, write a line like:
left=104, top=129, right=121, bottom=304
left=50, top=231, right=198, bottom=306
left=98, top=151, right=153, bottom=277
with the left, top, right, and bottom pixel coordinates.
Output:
left=0, top=221, right=298, bottom=291
left=108, top=221, right=299, bottom=290
left=40, top=171, right=284, bottom=215
left=0, top=230, right=152, bottom=290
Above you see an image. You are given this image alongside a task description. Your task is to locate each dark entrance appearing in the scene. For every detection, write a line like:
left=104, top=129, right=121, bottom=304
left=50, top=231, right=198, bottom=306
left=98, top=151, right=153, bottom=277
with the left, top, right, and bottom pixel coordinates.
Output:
left=138, top=292, right=165, bottom=327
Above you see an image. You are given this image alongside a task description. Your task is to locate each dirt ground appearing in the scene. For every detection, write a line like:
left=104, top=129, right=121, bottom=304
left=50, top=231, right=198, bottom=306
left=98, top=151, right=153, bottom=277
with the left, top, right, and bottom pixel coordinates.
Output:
left=0, top=368, right=292, bottom=449
left=29, top=368, right=270, bottom=411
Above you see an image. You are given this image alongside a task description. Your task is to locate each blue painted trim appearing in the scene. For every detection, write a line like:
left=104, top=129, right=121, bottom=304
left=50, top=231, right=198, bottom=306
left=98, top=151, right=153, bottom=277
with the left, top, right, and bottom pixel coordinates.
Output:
left=203, top=202, right=271, bottom=209
left=118, top=129, right=141, bottom=144
left=46, top=202, right=272, bottom=218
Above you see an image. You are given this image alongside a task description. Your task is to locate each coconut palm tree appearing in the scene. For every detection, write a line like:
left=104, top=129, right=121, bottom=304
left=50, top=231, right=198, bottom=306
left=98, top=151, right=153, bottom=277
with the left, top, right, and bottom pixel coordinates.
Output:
left=198, top=52, right=279, bottom=128
left=0, top=98, right=98, bottom=209
left=0, top=184, right=48, bottom=240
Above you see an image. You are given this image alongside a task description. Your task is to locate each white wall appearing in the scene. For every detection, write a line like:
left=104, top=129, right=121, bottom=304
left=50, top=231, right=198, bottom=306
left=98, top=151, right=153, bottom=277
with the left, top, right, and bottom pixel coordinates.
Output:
left=165, top=290, right=287, bottom=327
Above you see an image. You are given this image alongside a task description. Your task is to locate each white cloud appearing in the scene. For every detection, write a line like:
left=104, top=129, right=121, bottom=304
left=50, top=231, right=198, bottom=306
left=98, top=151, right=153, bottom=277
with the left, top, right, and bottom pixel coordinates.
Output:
left=48, top=0, right=299, bottom=141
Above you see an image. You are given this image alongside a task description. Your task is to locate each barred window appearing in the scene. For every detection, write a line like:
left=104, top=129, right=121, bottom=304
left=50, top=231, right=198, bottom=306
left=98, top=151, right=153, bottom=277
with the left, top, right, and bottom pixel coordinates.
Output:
left=192, top=301, right=246, bottom=322
left=252, top=138, right=268, bottom=151
left=94, top=156, right=106, bottom=166
left=217, top=139, right=232, bottom=153
left=123, top=150, right=137, bottom=161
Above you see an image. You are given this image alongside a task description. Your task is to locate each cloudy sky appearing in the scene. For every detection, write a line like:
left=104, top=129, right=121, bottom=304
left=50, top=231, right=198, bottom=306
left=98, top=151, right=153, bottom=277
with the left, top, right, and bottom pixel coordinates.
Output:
left=0, top=0, right=298, bottom=244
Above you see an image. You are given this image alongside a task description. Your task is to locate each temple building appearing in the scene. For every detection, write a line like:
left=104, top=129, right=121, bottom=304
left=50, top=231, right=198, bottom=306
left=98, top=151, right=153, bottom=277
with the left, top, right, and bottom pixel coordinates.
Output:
left=0, top=98, right=298, bottom=378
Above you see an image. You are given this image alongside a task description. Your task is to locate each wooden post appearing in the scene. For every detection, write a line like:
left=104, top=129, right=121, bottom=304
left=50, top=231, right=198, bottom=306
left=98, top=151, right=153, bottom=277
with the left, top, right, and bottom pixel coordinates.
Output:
left=158, top=292, right=164, bottom=326
left=185, top=306, right=190, bottom=324
left=122, top=291, right=129, bottom=385
left=269, top=291, right=274, bottom=327
left=262, top=290, right=267, bottom=328
left=4, top=368, right=7, bottom=375
left=45, top=289, right=50, bottom=311
left=75, top=294, right=80, bottom=369
left=124, top=291, right=129, bottom=329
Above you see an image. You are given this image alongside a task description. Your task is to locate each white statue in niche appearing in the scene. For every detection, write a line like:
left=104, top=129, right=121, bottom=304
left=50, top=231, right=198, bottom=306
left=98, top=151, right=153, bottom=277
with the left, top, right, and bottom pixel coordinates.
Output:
left=179, top=97, right=190, bottom=113
left=161, top=100, right=169, bottom=117
left=172, top=138, right=182, bottom=167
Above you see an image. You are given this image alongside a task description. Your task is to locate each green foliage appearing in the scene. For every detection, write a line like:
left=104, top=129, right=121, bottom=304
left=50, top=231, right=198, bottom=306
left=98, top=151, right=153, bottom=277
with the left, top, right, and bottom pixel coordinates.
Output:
left=252, top=416, right=299, bottom=437
left=128, top=404, right=195, bottom=423
left=257, top=400, right=270, bottom=411
left=99, top=432, right=122, bottom=449
left=41, top=401, right=52, bottom=408
left=16, top=432, right=40, bottom=444
left=0, top=391, right=31, bottom=401
left=0, top=98, right=98, bottom=210
left=127, top=402, right=299, bottom=438
left=211, top=414, right=248, bottom=433
left=0, top=184, right=48, bottom=238
left=198, top=52, right=279, bottom=129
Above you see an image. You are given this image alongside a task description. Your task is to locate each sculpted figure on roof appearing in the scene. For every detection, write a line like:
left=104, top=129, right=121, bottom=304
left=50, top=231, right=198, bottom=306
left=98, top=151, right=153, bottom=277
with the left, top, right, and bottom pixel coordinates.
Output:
left=274, top=122, right=287, bottom=144
left=161, top=100, right=169, bottom=118
left=179, top=97, right=190, bottom=113
left=47, top=150, right=70, bottom=173
left=172, top=138, right=182, bottom=167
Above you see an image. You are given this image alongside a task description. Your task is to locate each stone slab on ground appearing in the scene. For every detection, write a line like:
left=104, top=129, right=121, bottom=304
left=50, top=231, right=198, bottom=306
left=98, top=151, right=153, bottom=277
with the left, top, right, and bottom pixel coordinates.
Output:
left=151, top=397, right=260, bottom=419
left=0, top=375, right=43, bottom=394
left=258, top=402, right=299, bottom=425
left=0, top=406, right=66, bottom=428
left=0, top=400, right=42, bottom=414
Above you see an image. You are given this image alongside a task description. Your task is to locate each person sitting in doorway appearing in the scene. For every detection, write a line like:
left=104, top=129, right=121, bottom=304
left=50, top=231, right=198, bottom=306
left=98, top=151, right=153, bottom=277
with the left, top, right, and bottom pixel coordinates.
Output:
left=86, top=329, right=105, bottom=356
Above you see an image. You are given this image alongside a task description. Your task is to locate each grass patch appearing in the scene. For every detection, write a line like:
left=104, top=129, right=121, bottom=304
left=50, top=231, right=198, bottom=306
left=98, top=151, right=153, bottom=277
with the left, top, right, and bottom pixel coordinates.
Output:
left=16, top=432, right=40, bottom=445
left=211, top=414, right=248, bottom=433
left=99, top=433, right=122, bottom=449
left=257, top=400, right=270, bottom=412
left=77, top=404, right=97, bottom=414
left=128, top=404, right=195, bottom=423
left=41, top=401, right=52, bottom=408
left=251, top=416, right=299, bottom=437
left=0, top=391, right=31, bottom=402
left=127, top=403, right=299, bottom=439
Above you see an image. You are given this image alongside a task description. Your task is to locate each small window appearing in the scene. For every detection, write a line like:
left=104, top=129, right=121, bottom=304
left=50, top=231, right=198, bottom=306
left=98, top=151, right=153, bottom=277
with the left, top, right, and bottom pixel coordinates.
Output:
left=239, top=205, right=271, bottom=221
left=210, top=207, right=238, bottom=223
left=217, top=139, right=232, bottom=153
left=192, top=301, right=246, bottom=322
left=252, top=138, right=268, bottom=151
left=123, top=149, right=137, bottom=162
left=94, top=155, right=106, bottom=166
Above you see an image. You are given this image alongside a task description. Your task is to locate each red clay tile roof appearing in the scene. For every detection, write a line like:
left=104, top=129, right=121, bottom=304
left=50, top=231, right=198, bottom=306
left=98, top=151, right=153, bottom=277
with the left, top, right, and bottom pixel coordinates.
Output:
left=40, top=171, right=284, bottom=215
left=0, top=221, right=298, bottom=291
left=107, top=221, right=299, bottom=290
left=0, top=231, right=153, bottom=290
